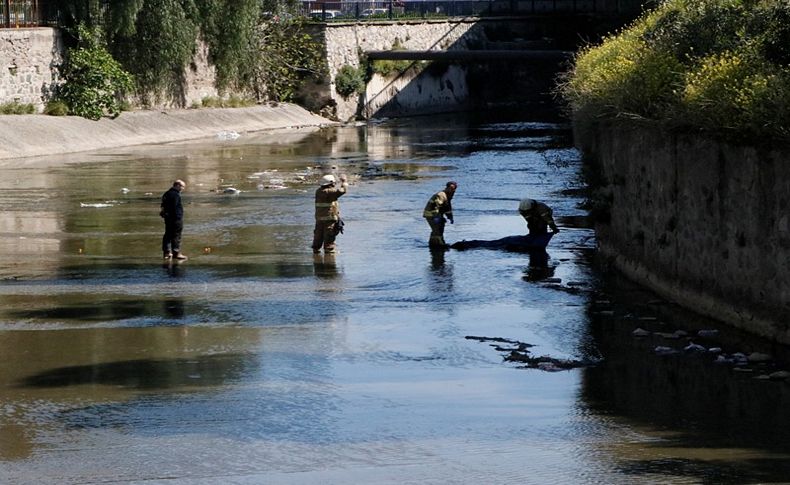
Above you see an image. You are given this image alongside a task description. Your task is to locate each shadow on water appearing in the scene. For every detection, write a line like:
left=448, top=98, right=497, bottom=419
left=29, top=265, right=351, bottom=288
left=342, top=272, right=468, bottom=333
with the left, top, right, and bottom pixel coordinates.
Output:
left=50, top=260, right=319, bottom=281
left=522, top=249, right=557, bottom=282
left=9, top=300, right=154, bottom=322
left=578, top=272, right=790, bottom=483
left=16, top=353, right=257, bottom=390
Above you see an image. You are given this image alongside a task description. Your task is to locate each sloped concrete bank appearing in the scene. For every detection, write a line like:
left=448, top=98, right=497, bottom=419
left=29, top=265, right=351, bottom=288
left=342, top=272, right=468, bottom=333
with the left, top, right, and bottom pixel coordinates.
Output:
left=0, top=104, right=334, bottom=161
left=576, top=120, right=790, bottom=343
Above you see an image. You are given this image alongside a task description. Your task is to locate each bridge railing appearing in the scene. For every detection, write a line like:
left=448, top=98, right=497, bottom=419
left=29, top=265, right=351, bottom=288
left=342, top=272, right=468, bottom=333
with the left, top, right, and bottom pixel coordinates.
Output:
left=302, top=0, right=627, bottom=21
left=0, top=0, right=57, bottom=28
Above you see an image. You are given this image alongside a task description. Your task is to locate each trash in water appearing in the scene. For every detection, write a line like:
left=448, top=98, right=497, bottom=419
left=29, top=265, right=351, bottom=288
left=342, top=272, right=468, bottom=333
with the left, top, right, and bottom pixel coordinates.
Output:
left=222, top=187, right=241, bottom=195
left=80, top=202, right=114, bottom=208
left=216, top=130, right=241, bottom=140
left=683, top=343, right=707, bottom=352
left=120, top=187, right=130, bottom=194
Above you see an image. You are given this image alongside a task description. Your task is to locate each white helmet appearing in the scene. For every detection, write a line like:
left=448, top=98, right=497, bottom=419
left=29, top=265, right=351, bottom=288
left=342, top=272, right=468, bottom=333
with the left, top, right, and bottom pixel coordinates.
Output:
left=319, top=174, right=336, bottom=186
left=519, top=198, right=536, bottom=212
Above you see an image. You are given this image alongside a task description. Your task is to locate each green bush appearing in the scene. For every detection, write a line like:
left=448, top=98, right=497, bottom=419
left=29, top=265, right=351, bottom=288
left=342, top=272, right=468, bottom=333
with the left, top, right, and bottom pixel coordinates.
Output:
left=44, top=100, right=69, bottom=116
left=0, top=102, right=35, bottom=114
left=58, top=26, right=134, bottom=120
left=561, top=0, right=790, bottom=141
left=372, top=59, right=416, bottom=77
left=200, top=95, right=255, bottom=108
left=335, top=65, right=365, bottom=98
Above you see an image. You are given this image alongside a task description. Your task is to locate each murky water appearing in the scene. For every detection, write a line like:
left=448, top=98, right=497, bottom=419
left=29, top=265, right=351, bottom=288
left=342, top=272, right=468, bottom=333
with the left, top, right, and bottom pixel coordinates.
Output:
left=1, top=115, right=790, bottom=484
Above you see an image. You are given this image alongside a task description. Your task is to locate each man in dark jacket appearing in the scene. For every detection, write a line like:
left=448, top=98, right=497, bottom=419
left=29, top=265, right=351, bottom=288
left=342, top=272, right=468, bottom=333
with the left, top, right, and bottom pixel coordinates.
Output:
left=161, top=179, right=187, bottom=260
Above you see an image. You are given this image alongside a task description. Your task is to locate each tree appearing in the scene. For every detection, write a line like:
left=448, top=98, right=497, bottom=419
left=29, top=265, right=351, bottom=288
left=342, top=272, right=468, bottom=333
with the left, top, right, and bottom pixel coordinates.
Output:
left=58, top=25, right=134, bottom=120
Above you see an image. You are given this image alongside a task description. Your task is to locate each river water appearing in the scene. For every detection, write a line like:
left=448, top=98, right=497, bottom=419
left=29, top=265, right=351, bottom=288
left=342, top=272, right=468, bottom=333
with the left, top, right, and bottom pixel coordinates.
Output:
left=1, top=114, right=789, bottom=484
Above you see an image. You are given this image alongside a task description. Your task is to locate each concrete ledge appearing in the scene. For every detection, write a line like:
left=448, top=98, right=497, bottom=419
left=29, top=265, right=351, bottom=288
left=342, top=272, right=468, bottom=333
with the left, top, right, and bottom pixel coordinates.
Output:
left=601, top=244, right=789, bottom=344
left=0, top=104, right=335, bottom=161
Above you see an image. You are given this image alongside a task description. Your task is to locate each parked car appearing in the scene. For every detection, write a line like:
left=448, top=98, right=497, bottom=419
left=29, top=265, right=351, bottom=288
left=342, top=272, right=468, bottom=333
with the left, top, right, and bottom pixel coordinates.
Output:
left=310, top=9, right=343, bottom=19
left=361, top=8, right=388, bottom=17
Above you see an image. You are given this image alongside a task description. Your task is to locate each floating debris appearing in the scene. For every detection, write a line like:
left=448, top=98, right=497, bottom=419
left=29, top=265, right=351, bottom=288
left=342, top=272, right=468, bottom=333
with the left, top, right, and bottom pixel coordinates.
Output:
left=697, top=329, right=719, bottom=338
left=216, top=130, right=240, bottom=140
left=80, top=202, right=113, bottom=208
left=684, top=343, right=707, bottom=352
left=748, top=352, right=772, bottom=363
left=654, top=346, right=677, bottom=355
left=466, top=335, right=596, bottom=371
left=655, top=332, right=681, bottom=339
left=120, top=187, right=130, bottom=194
left=222, top=187, right=241, bottom=195
left=632, top=328, right=650, bottom=337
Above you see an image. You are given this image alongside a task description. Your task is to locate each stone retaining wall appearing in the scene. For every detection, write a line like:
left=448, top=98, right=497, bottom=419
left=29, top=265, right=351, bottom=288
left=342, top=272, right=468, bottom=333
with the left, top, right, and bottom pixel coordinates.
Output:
left=0, top=28, right=61, bottom=110
left=576, top=121, right=790, bottom=343
left=0, top=28, right=217, bottom=111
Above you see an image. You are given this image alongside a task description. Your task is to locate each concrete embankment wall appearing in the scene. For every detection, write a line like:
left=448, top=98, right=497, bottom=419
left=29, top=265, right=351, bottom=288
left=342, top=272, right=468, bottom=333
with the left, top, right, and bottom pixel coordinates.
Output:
left=576, top=121, right=790, bottom=342
left=0, top=104, right=333, bottom=161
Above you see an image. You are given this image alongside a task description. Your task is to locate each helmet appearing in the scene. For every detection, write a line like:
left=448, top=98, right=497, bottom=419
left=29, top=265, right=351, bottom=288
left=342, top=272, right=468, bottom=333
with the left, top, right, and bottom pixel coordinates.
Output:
left=519, top=198, right=536, bottom=212
left=320, top=174, right=336, bottom=186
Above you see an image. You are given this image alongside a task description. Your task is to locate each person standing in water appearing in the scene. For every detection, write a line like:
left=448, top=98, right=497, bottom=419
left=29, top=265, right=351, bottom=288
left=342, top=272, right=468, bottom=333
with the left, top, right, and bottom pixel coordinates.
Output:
left=161, top=179, right=187, bottom=260
left=423, top=181, right=458, bottom=249
left=312, top=173, right=348, bottom=254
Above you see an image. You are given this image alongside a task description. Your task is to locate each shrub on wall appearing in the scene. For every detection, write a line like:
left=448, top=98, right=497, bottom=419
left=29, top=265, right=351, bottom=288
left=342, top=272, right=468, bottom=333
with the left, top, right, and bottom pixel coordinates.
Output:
left=561, top=0, right=790, bottom=141
left=58, top=26, right=134, bottom=120
left=0, top=102, right=36, bottom=114
left=335, top=65, right=365, bottom=98
left=44, top=100, right=69, bottom=116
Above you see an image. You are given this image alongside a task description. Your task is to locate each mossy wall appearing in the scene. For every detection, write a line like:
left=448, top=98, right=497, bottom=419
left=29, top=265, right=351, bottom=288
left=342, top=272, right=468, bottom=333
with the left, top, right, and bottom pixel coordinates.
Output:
left=576, top=121, right=790, bottom=342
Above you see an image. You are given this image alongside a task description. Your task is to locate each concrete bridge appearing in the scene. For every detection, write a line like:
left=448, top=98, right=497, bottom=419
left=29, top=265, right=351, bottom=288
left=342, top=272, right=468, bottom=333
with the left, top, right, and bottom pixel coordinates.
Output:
left=365, top=49, right=573, bottom=61
left=302, top=12, right=640, bottom=120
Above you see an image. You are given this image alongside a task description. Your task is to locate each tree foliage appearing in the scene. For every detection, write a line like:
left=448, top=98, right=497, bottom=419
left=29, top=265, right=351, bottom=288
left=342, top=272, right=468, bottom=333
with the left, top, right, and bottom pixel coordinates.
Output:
left=58, top=25, right=134, bottom=120
left=561, top=0, right=790, bottom=141
left=254, top=17, right=325, bottom=101
left=53, top=0, right=325, bottom=106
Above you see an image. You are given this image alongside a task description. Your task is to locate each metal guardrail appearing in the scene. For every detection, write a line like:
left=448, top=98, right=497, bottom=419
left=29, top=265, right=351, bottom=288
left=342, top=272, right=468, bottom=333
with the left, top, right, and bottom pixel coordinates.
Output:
left=1, top=0, right=624, bottom=29
left=1, top=0, right=56, bottom=28
left=302, top=0, right=621, bottom=21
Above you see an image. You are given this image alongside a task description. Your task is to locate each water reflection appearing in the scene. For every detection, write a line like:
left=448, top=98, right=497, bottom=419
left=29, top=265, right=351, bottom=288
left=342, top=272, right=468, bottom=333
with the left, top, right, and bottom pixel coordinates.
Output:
left=163, top=298, right=185, bottom=318
left=427, top=248, right=454, bottom=296
left=0, top=115, right=787, bottom=483
left=312, top=253, right=339, bottom=279
left=162, top=260, right=186, bottom=278
left=522, top=249, right=557, bottom=282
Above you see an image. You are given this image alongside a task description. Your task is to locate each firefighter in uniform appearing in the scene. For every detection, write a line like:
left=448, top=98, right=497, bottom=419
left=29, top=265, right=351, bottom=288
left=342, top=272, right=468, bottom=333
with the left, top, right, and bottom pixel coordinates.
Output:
left=312, top=174, right=348, bottom=254
left=518, top=198, right=559, bottom=235
left=423, top=181, right=458, bottom=249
